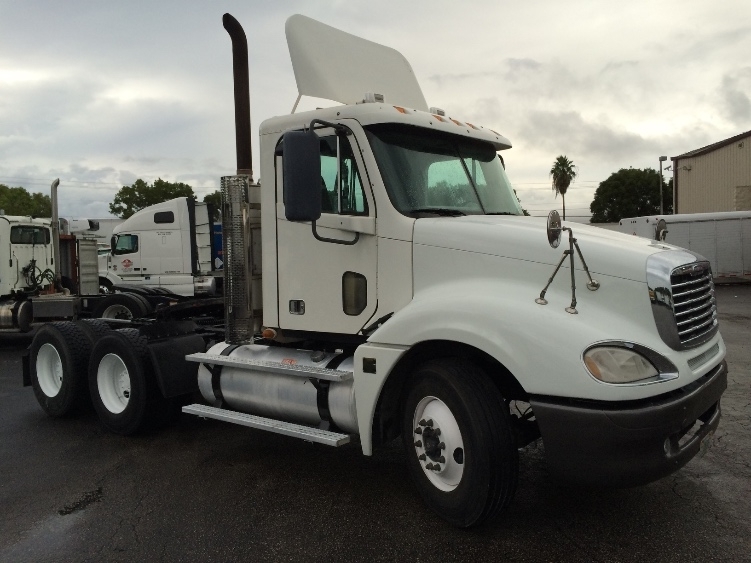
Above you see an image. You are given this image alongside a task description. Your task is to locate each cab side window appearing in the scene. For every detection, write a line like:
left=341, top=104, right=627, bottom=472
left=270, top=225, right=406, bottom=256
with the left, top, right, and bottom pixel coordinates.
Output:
left=319, top=135, right=368, bottom=215
left=113, top=234, right=138, bottom=255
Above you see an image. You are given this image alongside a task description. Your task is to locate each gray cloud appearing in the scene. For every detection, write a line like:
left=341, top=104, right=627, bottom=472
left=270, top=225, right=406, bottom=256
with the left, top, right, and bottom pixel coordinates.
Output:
left=719, top=68, right=751, bottom=123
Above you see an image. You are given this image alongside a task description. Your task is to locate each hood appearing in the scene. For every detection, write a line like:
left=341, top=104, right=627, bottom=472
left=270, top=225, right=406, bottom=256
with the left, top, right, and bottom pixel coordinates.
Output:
left=413, top=215, right=679, bottom=283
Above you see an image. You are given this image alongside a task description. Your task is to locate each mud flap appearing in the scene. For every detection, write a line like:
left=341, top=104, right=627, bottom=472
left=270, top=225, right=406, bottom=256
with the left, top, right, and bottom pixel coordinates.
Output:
left=147, top=334, right=206, bottom=398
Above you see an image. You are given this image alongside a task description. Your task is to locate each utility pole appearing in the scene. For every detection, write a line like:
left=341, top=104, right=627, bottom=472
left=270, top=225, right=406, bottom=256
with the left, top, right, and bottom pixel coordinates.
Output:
left=659, top=156, right=667, bottom=214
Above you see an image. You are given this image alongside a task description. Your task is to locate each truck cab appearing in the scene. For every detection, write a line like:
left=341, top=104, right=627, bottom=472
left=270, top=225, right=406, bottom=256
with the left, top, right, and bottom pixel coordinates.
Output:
left=102, top=197, right=219, bottom=296
left=194, top=15, right=725, bottom=527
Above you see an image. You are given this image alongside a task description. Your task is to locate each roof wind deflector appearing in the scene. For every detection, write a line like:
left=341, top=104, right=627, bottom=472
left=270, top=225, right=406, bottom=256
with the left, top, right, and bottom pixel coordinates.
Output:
left=223, top=13, right=253, bottom=179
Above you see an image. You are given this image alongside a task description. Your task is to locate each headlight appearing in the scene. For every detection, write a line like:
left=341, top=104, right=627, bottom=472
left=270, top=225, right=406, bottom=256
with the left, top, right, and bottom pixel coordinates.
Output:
left=583, top=346, right=658, bottom=384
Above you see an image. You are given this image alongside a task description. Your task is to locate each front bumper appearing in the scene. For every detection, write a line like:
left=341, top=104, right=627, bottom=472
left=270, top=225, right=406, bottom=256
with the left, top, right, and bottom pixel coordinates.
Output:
left=529, top=360, right=727, bottom=487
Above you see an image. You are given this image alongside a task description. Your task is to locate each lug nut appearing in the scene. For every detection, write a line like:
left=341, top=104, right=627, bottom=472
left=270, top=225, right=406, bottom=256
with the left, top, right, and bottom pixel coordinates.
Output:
left=414, top=427, right=422, bottom=435
left=418, top=454, right=426, bottom=461
left=438, top=456, right=446, bottom=464
left=425, top=419, right=433, bottom=427
left=432, top=464, right=441, bottom=471
left=425, top=463, right=434, bottom=470
left=414, top=440, right=422, bottom=447
left=439, top=442, right=446, bottom=450
left=419, top=419, right=427, bottom=426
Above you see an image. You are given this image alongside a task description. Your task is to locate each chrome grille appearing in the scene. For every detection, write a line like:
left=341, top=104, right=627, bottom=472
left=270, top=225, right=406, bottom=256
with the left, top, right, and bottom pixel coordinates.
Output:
left=670, top=263, right=717, bottom=347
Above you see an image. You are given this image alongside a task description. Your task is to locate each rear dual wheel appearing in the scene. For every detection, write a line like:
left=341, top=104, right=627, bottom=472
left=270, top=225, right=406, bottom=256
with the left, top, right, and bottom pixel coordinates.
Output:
left=29, top=323, right=91, bottom=417
left=92, top=293, right=152, bottom=320
left=402, top=359, right=518, bottom=528
left=88, top=329, right=171, bottom=435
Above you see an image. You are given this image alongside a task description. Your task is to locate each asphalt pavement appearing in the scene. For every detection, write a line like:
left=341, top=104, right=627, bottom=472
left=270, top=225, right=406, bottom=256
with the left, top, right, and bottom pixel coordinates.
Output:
left=1, top=286, right=749, bottom=562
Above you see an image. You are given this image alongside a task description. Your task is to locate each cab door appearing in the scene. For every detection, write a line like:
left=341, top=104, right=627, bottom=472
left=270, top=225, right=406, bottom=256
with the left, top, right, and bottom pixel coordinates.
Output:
left=111, top=233, right=141, bottom=279
left=276, top=127, right=377, bottom=335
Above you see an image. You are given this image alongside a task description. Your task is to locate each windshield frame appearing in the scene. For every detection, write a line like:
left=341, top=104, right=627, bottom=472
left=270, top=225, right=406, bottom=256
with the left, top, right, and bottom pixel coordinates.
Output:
left=364, top=124, right=523, bottom=218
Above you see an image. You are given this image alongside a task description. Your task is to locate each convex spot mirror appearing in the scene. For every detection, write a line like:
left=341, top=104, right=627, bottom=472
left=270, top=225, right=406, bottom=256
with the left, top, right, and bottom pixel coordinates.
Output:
left=282, top=130, right=322, bottom=222
left=546, top=209, right=562, bottom=248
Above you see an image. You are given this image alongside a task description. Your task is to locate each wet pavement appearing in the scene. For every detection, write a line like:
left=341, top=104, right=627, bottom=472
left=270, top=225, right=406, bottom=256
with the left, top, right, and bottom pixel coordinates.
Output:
left=1, top=286, right=749, bottom=562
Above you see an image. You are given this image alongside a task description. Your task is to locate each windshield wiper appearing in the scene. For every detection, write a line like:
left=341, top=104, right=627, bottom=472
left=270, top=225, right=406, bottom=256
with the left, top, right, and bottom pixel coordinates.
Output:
left=485, top=212, right=519, bottom=216
left=408, top=208, right=466, bottom=217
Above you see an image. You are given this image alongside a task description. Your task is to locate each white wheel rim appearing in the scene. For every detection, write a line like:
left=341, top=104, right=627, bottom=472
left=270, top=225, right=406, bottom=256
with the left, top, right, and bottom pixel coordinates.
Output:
left=412, top=396, right=465, bottom=492
left=101, top=304, right=133, bottom=319
left=97, top=353, right=131, bottom=414
left=37, top=343, right=63, bottom=398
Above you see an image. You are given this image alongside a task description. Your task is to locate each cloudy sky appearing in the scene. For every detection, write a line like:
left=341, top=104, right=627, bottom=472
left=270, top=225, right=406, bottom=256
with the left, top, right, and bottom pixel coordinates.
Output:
left=1, top=0, right=750, bottom=220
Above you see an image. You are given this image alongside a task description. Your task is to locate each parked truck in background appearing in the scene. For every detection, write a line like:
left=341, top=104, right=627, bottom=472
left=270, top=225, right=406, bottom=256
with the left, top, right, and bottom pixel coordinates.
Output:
left=618, top=211, right=751, bottom=282
left=25, top=13, right=728, bottom=528
left=1, top=182, right=220, bottom=332
left=100, top=197, right=222, bottom=296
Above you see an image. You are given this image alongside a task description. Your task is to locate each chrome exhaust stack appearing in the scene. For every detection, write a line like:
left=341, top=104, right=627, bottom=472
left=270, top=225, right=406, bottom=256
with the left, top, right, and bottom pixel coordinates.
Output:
left=221, top=14, right=260, bottom=344
left=50, top=178, right=61, bottom=288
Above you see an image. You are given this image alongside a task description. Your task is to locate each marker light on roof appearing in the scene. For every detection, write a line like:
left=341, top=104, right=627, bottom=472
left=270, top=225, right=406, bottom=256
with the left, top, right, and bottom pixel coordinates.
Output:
left=363, top=92, right=385, bottom=103
left=394, top=106, right=408, bottom=114
left=429, top=107, right=445, bottom=116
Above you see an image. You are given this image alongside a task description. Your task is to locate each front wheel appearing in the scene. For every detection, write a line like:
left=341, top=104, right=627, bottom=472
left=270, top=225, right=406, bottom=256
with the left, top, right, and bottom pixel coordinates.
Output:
left=402, top=359, right=518, bottom=528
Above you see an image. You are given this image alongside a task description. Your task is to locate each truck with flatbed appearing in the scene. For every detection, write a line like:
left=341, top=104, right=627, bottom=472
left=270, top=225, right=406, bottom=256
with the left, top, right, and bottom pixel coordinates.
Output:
left=24, top=13, right=727, bottom=528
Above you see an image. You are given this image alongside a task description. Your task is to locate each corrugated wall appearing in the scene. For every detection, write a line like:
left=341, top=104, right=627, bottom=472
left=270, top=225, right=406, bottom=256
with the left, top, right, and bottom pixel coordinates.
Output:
left=676, top=134, right=751, bottom=213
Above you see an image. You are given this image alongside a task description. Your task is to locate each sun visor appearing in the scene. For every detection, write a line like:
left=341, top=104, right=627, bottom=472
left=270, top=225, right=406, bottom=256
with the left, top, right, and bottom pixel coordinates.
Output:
left=285, top=14, right=428, bottom=111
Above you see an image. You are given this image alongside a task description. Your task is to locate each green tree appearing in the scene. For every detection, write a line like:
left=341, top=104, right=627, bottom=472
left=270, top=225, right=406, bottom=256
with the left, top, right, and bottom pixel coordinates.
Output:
left=109, top=178, right=195, bottom=219
left=549, top=155, right=577, bottom=220
left=589, top=168, right=673, bottom=223
left=203, top=190, right=222, bottom=222
left=0, top=184, right=52, bottom=217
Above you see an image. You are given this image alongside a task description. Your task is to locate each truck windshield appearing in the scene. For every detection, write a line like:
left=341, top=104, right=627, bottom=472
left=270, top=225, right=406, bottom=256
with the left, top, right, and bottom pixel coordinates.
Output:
left=364, top=124, right=523, bottom=217
left=10, top=226, right=50, bottom=245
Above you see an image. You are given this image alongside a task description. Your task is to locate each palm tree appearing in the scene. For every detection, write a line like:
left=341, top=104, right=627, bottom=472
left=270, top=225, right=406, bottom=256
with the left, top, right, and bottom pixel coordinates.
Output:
left=549, top=155, right=577, bottom=220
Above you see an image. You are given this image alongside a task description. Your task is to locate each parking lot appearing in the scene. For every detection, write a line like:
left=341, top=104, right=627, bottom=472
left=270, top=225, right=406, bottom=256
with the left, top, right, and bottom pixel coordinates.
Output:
left=1, top=285, right=749, bottom=562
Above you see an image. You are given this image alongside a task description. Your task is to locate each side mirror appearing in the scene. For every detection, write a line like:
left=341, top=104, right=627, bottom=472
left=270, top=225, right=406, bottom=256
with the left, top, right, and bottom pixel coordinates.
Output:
left=546, top=210, right=562, bottom=248
left=282, top=130, right=322, bottom=221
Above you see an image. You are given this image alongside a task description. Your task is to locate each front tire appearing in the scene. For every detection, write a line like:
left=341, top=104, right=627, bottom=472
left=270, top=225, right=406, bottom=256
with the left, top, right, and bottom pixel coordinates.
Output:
left=402, top=359, right=518, bottom=528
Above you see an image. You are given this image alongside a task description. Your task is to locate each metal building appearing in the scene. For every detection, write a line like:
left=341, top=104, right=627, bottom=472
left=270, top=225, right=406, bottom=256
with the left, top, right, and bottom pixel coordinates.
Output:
left=672, top=130, right=751, bottom=214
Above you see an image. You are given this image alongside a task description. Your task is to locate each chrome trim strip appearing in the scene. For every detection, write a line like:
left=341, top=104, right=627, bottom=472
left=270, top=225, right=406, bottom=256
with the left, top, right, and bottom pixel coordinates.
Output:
left=672, top=273, right=711, bottom=289
left=675, top=301, right=712, bottom=318
left=673, top=282, right=712, bottom=299
left=678, top=314, right=716, bottom=336
left=677, top=308, right=714, bottom=327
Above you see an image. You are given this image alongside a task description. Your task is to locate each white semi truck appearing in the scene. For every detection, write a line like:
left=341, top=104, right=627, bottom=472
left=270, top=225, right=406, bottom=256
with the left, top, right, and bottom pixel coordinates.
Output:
left=25, top=14, right=727, bottom=528
left=1, top=183, right=221, bottom=332
left=100, top=197, right=221, bottom=296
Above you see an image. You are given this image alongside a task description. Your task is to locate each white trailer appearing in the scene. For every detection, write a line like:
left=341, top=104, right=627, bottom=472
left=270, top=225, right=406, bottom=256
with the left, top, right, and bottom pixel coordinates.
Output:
left=618, top=211, right=751, bottom=282
left=26, top=13, right=727, bottom=528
